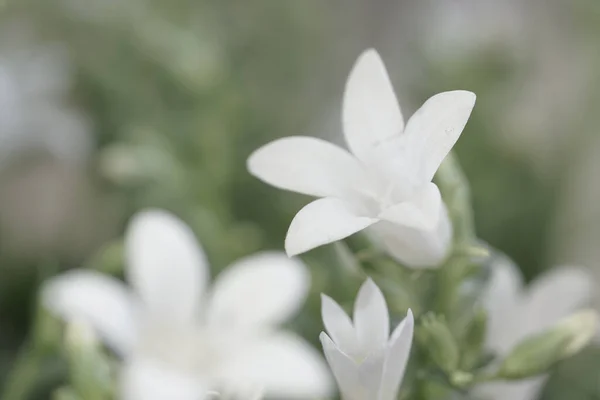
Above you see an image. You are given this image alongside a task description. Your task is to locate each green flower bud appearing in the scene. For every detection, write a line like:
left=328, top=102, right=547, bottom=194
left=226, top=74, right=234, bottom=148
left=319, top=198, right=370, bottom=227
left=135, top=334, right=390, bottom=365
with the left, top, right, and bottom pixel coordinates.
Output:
left=435, top=153, right=475, bottom=242
left=417, top=313, right=460, bottom=373
left=449, top=371, right=474, bottom=388
left=455, top=243, right=491, bottom=263
left=461, top=308, right=487, bottom=370
left=498, top=309, right=599, bottom=380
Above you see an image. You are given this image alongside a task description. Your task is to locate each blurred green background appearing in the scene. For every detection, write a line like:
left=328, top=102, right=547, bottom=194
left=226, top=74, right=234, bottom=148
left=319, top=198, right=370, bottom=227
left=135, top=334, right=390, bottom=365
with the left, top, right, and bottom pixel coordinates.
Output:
left=0, top=0, right=599, bottom=398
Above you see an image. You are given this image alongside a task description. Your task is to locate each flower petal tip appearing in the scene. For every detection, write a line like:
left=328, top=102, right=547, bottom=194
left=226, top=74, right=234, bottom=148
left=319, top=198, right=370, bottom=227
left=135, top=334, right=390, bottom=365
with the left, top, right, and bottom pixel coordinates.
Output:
left=451, top=90, right=476, bottom=106
left=245, top=148, right=263, bottom=177
left=319, top=331, right=333, bottom=346
left=320, top=294, right=340, bottom=319
left=359, top=47, right=381, bottom=60
left=284, top=240, right=301, bottom=258
left=350, top=49, right=386, bottom=80
left=360, top=277, right=381, bottom=295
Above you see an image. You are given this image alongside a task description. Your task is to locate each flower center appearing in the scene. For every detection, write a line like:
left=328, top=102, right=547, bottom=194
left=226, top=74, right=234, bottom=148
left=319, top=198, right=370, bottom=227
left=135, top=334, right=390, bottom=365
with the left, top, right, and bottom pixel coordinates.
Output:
left=135, top=322, right=228, bottom=379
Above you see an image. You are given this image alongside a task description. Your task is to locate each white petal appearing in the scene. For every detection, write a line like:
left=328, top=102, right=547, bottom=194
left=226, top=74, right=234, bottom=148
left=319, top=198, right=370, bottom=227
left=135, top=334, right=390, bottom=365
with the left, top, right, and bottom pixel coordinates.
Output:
left=125, top=209, right=208, bottom=324
left=206, top=252, right=309, bottom=329
left=285, top=198, right=378, bottom=256
left=356, top=350, right=386, bottom=400
left=482, top=255, right=525, bottom=352
left=342, top=49, right=404, bottom=163
left=403, top=90, right=476, bottom=182
left=222, top=333, right=333, bottom=399
left=483, top=255, right=524, bottom=311
left=321, top=332, right=386, bottom=400
left=120, top=358, right=208, bottom=400
left=353, top=279, right=390, bottom=355
left=321, top=294, right=359, bottom=356
left=522, top=266, right=594, bottom=337
left=247, top=136, right=372, bottom=199
left=378, top=310, right=414, bottom=400
left=41, top=270, right=138, bottom=356
left=371, top=206, right=452, bottom=268
left=320, top=333, right=363, bottom=400
left=378, top=182, right=443, bottom=230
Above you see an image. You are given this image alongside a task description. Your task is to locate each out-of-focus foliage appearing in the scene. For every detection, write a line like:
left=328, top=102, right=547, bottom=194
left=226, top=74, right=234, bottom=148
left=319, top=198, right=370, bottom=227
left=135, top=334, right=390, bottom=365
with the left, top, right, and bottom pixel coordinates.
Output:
left=0, top=0, right=599, bottom=398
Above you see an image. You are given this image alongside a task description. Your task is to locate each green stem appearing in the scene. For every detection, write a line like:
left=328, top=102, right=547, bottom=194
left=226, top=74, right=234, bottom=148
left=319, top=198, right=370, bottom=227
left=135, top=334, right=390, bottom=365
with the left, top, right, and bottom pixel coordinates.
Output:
left=1, top=344, right=42, bottom=400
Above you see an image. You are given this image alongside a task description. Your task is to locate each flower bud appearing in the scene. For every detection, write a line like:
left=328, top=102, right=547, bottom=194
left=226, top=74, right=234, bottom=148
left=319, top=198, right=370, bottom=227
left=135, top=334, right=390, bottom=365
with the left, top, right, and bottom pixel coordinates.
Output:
left=449, top=371, right=474, bottom=388
left=417, top=313, right=460, bottom=373
left=435, top=153, right=475, bottom=242
left=460, top=308, right=487, bottom=370
left=498, top=309, right=599, bottom=379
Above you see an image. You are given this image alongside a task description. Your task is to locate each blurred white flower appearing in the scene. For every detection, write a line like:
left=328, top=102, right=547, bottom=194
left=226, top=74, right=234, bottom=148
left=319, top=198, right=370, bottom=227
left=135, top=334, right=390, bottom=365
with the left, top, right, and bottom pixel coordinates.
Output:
left=474, top=256, right=593, bottom=400
left=0, top=23, right=107, bottom=263
left=320, top=279, right=414, bottom=400
left=0, top=21, right=91, bottom=167
left=248, top=49, right=475, bottom=268
left=42, top=209, right=332, bottom=400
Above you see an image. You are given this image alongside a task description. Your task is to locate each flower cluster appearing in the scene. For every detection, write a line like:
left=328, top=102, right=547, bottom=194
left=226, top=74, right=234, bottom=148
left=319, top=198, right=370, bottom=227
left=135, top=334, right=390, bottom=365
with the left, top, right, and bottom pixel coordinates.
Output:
left=32, top=48, right=598, bottom=400
left=248, top=49, right=475, bottom=267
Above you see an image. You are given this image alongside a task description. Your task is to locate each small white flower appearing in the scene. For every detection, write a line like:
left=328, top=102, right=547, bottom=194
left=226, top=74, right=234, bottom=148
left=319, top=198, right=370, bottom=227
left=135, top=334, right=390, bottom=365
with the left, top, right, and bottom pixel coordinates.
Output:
left=247, top=48, right=476, bottom=268
left=42, top=209, right=332, bottom=400
left=474, top=256, right=593, bottom=400
left=320, top=279, right=414, bottom=400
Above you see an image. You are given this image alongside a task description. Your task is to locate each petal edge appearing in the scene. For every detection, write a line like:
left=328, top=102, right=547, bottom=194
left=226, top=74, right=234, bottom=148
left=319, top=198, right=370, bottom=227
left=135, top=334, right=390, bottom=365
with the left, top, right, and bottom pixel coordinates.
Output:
left=285, top=198, right=378, bottom=256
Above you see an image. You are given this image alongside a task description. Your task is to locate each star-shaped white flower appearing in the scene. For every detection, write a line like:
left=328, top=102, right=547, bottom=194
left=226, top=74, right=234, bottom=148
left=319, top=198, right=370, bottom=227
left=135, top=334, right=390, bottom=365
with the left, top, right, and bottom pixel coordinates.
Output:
left=247, top=48, right=476, bottom=268
left=474, top=255, right=593, bottom=400
left=320, top=279, right=414, bottom=400
left=42, top=209, right=332, bottom=400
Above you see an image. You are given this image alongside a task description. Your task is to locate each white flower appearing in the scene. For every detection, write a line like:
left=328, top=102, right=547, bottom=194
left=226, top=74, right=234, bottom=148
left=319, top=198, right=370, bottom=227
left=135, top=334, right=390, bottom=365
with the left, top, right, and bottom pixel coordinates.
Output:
left=247, top=48, right=476, bottom=268
left=42, top=209, right=332, bottom=400
left=474, top=256, right=593, bottom=400
left=0, top=21, right=91, bottom=167
left=320, top=279, right=414, bottom=400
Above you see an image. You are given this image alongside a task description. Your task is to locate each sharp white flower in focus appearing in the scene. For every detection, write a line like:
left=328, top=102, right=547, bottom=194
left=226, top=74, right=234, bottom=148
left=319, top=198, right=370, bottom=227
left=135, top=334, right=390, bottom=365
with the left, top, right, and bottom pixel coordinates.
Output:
left=42, top=209, right=332, bottom=400
left=247, top=48, right=476, bottom=268
left=320, top=279, right=414, bottom=400
left=474, top=256, right=593, bottom=400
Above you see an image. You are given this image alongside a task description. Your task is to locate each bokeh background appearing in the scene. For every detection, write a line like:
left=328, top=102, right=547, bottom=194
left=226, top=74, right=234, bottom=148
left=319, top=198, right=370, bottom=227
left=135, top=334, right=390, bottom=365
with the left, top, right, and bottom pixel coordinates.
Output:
left=0, top=0, right=599, bottom=398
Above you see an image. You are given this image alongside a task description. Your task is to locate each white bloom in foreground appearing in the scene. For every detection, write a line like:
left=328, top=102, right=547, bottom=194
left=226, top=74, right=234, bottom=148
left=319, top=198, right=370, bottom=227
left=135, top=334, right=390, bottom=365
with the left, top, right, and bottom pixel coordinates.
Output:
left=474, top=256, right=593, bottom=400
left=248, top=48, right=475, bottom=268
left=43, top=209, right=332, bottom=400
left=320, top=279, right=414, bottom=400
